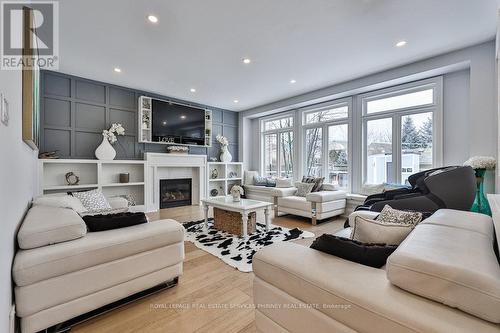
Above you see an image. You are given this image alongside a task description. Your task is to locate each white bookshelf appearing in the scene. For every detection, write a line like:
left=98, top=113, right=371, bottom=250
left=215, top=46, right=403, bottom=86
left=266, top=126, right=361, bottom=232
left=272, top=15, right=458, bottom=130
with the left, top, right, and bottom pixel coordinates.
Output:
left=207, top=162, right=243, bottom=197
left=38, top=159, right=146, bottom=211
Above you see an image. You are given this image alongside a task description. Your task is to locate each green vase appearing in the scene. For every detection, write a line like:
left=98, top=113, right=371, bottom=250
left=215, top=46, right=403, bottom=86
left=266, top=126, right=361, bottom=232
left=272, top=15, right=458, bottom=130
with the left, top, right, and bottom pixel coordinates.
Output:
left=470, top=169, right=491, bottom=216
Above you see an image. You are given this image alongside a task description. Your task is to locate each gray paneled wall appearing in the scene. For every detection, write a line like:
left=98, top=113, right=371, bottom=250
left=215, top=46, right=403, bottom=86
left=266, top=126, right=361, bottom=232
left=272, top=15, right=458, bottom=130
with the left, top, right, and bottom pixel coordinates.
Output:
left=40, top=71, right=239, bottom=160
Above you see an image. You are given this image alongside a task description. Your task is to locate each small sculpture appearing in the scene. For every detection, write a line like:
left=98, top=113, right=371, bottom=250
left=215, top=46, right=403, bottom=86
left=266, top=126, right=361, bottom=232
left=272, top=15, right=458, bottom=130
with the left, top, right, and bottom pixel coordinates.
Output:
left=65, top=172, right=80, bottom=186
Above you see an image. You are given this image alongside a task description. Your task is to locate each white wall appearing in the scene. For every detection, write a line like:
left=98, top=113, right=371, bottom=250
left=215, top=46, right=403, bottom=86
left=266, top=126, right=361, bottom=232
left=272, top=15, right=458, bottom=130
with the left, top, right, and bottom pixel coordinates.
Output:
left=240, top=41, right=497, bottom=192
left=0, top=70, right=37, bottom=332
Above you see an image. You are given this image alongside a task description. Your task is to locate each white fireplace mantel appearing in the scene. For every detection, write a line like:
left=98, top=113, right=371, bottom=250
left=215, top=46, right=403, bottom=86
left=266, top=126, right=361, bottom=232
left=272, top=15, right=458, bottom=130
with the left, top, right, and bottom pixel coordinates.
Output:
left=145, top=153, right=207, bottom=212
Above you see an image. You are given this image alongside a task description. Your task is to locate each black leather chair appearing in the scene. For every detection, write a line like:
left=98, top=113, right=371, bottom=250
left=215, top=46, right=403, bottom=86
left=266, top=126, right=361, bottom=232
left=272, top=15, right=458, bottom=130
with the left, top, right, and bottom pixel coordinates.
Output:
left=355, top=166, right=477, bottom=214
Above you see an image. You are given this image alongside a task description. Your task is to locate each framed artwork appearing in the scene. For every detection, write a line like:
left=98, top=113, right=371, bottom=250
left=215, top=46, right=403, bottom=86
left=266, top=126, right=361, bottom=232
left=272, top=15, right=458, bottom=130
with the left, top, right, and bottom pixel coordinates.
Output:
left=22, top=6, right=41, bottom=150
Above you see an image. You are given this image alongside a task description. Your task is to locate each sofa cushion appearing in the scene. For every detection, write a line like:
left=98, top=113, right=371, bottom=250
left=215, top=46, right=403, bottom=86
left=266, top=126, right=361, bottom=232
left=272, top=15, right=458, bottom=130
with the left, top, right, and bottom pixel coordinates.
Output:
left=244, top=170, right=258, bottom=185
left=18, top=206, right=87, bottom=250
left=32, top=194, right=87, bottom=214
left=386, top=222, right=500, bottom=323
left=420, top=209, right=494, bottom=239
left=306, top=190, right=347, bottom=202
left=351, top=216, right=414, bottom=245
left=13, top=218, right=184, bottom=286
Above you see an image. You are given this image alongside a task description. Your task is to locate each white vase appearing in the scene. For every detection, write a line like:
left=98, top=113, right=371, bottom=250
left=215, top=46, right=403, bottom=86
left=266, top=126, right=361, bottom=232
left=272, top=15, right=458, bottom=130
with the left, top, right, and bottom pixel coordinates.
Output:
left=95, top=136, right=116, bottom=160
left=232, top=193, right=241, bottom=202
left=220, top=145, right=232, bottom=162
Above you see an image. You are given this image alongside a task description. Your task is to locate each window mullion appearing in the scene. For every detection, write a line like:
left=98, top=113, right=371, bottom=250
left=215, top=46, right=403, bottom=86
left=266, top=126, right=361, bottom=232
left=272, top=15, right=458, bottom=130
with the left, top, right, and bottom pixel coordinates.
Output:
left=394, top=114, right=402, bottom=185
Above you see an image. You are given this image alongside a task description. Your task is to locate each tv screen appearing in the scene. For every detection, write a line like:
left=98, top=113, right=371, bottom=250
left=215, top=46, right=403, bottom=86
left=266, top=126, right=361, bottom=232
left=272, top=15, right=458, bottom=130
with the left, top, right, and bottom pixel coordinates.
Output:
left=151, top=99, right=206, bottom=146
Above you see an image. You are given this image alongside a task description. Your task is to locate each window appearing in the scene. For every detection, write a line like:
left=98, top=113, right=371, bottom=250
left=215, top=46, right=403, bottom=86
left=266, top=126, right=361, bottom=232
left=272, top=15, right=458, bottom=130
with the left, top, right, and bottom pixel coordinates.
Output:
left=305, top=106, right=348, bottom=124
left=366, top=89, right=433, bottom=114
left=305, top=127, right=322, bottom=177
left=302, top=100, right=351, bottom=189
left=366, top=118, right=393, bottom=184
left=261, top=115, right=294, bottom=178
left=328, top=124, right=348, bottom=187
left=362, top=80, right=441, bottom=186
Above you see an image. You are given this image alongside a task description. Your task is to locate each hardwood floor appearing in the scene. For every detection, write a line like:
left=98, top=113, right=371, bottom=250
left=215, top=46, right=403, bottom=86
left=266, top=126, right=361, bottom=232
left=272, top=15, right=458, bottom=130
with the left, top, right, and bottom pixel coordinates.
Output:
left=72, top=205, right=345, bottom=333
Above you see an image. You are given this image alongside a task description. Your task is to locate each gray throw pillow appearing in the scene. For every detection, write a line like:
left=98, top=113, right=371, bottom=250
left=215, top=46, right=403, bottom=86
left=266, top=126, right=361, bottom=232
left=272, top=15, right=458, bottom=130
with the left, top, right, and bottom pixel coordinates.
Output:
left=71, top=189, right=111, bottom=212
left=351, top=216, right=414, bottom=245
left=295, top=182, right=315, bottom=197
left=254, top=176, right=267, bottom=186
left=377, top=205, right=423, bottom=226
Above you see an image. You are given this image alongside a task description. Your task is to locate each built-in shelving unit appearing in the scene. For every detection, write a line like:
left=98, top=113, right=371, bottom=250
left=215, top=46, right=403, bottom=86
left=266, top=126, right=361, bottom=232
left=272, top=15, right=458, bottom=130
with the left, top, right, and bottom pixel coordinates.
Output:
left=38, top=159, right=146, bottom=211
left=207, top=162, right=243, bottom=197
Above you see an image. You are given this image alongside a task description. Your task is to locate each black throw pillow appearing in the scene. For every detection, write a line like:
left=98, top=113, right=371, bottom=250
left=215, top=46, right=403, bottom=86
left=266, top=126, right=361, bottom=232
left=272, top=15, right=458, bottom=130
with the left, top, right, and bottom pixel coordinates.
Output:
left=310, top=234, right=398, bottom=268
left=82, top=212, right=148, bottom=232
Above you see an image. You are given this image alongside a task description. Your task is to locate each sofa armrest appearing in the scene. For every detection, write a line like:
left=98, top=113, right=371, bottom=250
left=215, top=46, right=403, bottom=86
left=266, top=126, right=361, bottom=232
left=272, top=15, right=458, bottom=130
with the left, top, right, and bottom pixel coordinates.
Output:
left=321, top=183, right=338, bottom=191
left=108, top=196, right=129, bottom=209
left=272, top=187, right=297, bottom=197
left=348, top=210, right=380, bottom=227
left=306, top=190, right=347, bottom=203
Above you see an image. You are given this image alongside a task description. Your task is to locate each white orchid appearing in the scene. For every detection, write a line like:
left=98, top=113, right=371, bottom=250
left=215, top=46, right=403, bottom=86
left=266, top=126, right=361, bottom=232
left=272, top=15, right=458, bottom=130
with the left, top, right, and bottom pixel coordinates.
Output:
left=103, top=123, right=125, bottom=144
left=216, top=134, right=229, bottom=147
left=464, top=156, right=496, bottom=170
left=230, top=185, right=244, bottom=196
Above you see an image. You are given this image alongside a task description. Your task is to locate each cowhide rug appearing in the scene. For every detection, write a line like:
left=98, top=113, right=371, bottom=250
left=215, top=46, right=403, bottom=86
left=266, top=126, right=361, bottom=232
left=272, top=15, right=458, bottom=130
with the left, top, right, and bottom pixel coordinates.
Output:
left=184, top=218, right=315, bottom=272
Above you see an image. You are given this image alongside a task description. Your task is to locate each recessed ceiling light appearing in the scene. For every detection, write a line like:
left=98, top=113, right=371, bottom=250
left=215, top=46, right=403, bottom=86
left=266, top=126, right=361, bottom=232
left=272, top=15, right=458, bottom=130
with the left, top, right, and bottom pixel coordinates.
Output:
left=242, top=58, right=251, bottom=64
left=113, top=67, right=121, bottom=73
left=180, top=115, right=186, bottom=119
left=290, top=79, right=296, bottom=84
left=396, top=40, right=407, bottom=47
left=190, top=88, right=196, bottom=93
left=233, top=99, right=239, bottom=103
left=147, top=15, right=158, bottom=23
left=162, top=121, right=167, bottom=125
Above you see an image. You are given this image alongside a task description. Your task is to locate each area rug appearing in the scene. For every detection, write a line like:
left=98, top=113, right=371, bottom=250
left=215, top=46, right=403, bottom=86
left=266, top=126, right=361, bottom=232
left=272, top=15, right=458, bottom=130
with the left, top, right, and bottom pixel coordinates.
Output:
left=183, top=218, right=315, bottom=272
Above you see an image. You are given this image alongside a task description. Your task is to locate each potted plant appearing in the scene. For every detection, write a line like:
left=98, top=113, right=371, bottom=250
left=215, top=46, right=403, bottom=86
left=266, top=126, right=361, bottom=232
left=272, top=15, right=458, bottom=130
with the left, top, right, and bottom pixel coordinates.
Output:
left=230, top=185, right=244, bottom=202
left=216, top=134, right=232, bottom=162
left=95, top=123, right=125, bottom=160
left=463, top=156, right=496, bottom=216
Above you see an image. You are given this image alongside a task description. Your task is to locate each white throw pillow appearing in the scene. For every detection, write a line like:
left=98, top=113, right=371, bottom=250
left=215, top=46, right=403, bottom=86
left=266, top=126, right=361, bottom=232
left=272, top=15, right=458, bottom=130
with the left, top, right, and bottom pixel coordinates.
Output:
left=244, top=171, right=259, bottom=185
left=71, top=189, right=111, bottom=211
left=33, top=194, right=87, bottom=214
left=295, top=182, right=315, bottom=197
left=276, top=178, right=293, bottom=188
left=351, top=216, right=414, bottom=245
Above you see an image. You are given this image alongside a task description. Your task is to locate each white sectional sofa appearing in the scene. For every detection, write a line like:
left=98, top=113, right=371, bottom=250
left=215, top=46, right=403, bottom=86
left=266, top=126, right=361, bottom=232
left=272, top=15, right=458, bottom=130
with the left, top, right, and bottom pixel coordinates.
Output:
left=243, top=171, right=347, bottom=224
left=253, top=208, right=500, bottom=332
left=13, top=204, right=185, bottom=333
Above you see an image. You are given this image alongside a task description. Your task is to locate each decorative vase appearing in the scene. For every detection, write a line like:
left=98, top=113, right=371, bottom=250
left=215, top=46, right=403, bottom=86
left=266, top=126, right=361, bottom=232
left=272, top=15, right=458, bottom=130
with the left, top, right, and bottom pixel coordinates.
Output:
left=95, top=136, right=116, bottom=160
left=220, top=145, right=232, bottom=162
left=470, top=168, right=491, bottom=216
left=232, top=193, right=241, bottom=202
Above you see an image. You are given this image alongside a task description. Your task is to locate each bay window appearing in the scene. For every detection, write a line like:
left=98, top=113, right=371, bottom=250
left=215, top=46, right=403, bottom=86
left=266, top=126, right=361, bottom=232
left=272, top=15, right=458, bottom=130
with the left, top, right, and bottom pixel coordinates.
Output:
left=261, top=115, right=294, bottom=178
left=302, top=99, right=351, bottom=189
left=362, top=79, right=442, bottom=186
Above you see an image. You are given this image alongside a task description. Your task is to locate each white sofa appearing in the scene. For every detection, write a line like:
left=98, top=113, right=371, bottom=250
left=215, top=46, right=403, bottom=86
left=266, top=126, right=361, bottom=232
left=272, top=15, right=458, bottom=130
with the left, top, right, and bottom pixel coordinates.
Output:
left=13, top=203, right=184, bottom=333
left=243, top=171, right=347, bottom=224
left=253, top=208, right=500, bottom=332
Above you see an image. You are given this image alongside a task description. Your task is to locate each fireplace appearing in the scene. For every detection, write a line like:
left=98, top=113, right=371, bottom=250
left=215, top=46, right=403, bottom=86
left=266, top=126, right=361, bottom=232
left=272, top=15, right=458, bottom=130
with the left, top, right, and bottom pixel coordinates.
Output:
left=160, top=178, right=192, bottom=209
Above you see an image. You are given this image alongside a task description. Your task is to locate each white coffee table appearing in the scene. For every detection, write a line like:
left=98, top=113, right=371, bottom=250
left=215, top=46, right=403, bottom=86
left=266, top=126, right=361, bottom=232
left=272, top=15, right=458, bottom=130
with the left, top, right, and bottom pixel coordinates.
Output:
left=201, top=196, right=273, bottom=239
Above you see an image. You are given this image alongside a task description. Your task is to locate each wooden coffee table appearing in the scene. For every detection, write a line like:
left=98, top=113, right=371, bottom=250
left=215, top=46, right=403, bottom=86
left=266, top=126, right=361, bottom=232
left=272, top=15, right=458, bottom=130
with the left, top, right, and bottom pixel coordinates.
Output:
left=201, top=196, right=272, bottom=239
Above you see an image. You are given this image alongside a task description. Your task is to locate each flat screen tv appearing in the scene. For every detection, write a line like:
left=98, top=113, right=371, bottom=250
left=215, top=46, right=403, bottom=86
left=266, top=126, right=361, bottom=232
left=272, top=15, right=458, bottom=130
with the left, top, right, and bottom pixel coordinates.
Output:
left=151, top=99, right=206, bottom=146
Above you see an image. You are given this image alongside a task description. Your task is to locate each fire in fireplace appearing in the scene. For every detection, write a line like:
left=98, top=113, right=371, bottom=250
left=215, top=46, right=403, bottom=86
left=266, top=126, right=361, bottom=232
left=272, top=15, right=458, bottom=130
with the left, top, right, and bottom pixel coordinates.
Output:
left=160, top=178, right=192, bottom=209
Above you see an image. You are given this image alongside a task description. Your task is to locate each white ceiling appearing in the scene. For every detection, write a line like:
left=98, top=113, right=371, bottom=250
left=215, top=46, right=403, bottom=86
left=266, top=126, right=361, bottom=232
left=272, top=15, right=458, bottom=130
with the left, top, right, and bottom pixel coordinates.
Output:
left=57, top=0, right=497, bottom=111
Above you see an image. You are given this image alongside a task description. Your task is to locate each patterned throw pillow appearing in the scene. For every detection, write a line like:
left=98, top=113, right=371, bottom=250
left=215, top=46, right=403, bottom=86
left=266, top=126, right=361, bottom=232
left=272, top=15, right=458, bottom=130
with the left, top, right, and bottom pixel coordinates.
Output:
left=265, top=178, right=276, bottom=187
left=71, top=189, right=112, bottom=212
left=295, top=182, right=315, bottom=197
left=377, top=205, right=423, bottom=226
left=253, top=176, right=267, bottom=186
left=301, top=176, right=324, bottom=192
